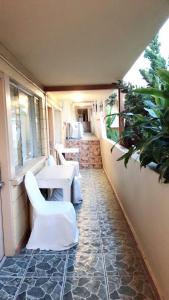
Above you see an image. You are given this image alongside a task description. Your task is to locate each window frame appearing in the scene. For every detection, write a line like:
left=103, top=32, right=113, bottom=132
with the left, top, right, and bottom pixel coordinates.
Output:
left=10, top=81, right=42, bottom=172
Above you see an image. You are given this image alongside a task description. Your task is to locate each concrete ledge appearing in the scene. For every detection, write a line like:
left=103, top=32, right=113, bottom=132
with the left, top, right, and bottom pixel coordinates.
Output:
left=11, top=156, right=47, bottom=186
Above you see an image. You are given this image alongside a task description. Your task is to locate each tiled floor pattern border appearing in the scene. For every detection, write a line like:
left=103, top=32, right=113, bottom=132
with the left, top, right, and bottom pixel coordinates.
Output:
left=0, top=169, right=158, bottom=299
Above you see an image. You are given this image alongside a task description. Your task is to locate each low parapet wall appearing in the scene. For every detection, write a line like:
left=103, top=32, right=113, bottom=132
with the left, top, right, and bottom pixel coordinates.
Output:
left=101, top=138, right=169, bottom=300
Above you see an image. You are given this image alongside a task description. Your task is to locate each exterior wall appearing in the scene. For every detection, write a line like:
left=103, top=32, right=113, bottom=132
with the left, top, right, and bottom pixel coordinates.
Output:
left=0, top=56, right=48, bottom=255
left=11, top=183, right=29, bottom=249
left=101, top=138, right=169, bottom=300
left=62, top=100, right=75, bottom=123
left=92, top=112, right=106, bottom=139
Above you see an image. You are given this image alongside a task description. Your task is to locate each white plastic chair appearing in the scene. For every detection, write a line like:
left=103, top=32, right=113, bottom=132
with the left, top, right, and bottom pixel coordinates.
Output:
left=54, top=144, right=64, bottom=164
left=70, top=122, right=84, bottom=139
left=57, top=149, right=81, bottom=177
left=47, top=155, right=64, bottom=201
left=48, top=155, right=57, bottom=166
left=24, top=171, right=79, bottom=250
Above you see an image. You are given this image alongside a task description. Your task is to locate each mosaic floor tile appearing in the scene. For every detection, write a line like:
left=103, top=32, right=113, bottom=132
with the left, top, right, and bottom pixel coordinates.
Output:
left=104, top=252, right=146, bottom=277
left=102, top=238, right=136, bottom=253
left=63, top=276, right=108, bottom=300
left=77, top=213, right=98, bottom=219
left=33, top=249, right=68, bottom=255
left=79, top=230, right=101, bottom=240
left=78, top=226, right=101, bottom=235
left=0, top=256, right=30, bottom=277
left=68, top=240, right=102, bottom=255
left=100, top=227, right=131, bottom=238
left=100, top=223, right=130, bottom=234
left=0, top=277, right=21, bottom=299
left=66, top=254, right=104, bottom=277
left=107, top=275, right=157, bottom=300
left=102, top=233, right=135, bottom=244
left=4, top=168, right=157, bottom=299
left=78, top=220, right=99, bottom=228
left=18, top=248, right=33, bottom=256
left=25, top=255, right=67, bottom=278
left=16, top=277, right=63, bottom=300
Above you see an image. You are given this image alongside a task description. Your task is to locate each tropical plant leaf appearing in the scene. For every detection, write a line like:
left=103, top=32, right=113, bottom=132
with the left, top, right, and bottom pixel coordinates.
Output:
left=144, top=108, right=158, bottom=118
left=135, top=88, right=168, bottom=100
left=157, top=69, right=169, bottom=86
left=144, top=100, right=156, bottom=108
left=117, top=147, right=136, bottom=167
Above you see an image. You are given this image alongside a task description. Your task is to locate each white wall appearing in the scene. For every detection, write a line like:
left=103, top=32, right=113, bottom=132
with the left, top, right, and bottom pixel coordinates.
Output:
left=91, top=110, right=106, bottom=138
left=101, top=138, right=169, bottom=300
left=62, top=100, right=75, bottom=123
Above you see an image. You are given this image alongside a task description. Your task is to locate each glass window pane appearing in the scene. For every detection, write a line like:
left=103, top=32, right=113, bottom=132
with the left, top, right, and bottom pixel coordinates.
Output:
left=10, top=86, right=22, bottom=169
left=34, top=97, right=42, bottom=156
left=10, top=84, right=42, bottom=171
left=19, top=92, right=33, bottom=162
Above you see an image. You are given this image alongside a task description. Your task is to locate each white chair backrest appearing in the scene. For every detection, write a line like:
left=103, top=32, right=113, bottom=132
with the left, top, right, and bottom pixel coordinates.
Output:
left=54, top=143, right=63, bottom=151
left=25, top=171, right=45, bottom=210
left=48, top=155, right=56, bottom=166
left=58, top=150, right=66, bottom=164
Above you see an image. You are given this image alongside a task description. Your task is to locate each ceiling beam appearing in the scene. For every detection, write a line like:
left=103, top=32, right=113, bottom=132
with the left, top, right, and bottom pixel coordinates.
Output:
left=44, top=83, right=118, bottom=92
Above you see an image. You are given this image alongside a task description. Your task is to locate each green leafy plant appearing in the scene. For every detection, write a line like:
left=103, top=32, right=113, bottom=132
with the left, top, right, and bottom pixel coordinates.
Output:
left=109, top=35, right=169, bottom=182
left=118, top=80, right=147, bottom=147
left=117, top=35, right=168, bottom=148
left=139, top=35, right=167, bottom=88
left=112, top=69, right=169, bottom=183
left=105, top=93, right=117, bottom=107
left=105, top=92, right=119, bottom=142
left=106, top=113, right=119, bottom=142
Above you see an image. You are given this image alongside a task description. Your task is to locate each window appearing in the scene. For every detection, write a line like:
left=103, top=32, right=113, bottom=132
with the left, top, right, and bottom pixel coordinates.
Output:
left=10, top=84, right=42, bottom=170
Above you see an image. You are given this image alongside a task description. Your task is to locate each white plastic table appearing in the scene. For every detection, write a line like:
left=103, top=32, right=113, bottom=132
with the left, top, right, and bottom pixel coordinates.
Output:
left=61, top=147, right=79, bottom=154
left=36, top=165, right=75, bottom=202
left=61, top=147, right=80, bottom=162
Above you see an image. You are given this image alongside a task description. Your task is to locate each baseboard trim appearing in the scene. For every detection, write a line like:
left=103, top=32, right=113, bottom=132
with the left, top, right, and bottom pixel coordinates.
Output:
left=102, top=167, right=163, bottom=300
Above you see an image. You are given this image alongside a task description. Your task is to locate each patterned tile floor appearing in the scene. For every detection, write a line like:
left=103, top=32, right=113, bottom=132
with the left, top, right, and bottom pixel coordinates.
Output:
left=0, top=169, right=158, bottom=299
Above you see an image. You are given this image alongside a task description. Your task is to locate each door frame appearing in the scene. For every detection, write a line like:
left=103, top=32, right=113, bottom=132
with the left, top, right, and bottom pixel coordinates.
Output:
left=47, top=105, right=55, bottom=154
left=54, top=109, right=62, bottom=144
left=0, top=73, right=15, bottom=256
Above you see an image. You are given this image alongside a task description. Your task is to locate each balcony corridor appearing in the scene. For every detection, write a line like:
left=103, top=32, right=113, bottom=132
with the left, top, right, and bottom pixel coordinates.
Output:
left=0, top=169, right=157, bottom=299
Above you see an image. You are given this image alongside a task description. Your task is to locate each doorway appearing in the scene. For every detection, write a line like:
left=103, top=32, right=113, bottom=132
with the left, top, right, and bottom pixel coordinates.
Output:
left=77, top=108, right=91, bottom=132
left=77, top=108, right=88, bottom=122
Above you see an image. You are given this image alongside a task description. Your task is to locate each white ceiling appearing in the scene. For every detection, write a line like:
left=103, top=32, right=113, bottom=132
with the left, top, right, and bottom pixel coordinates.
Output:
left=0, top=0, right=169, bottom=87
left=48, top=89, right=116, bottom=103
